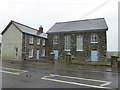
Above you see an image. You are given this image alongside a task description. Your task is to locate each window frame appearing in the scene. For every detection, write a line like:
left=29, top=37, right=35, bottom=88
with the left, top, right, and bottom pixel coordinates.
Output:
left=15, top=48, right=18, bottom=58
left=42, top=48, right=45, bottom=57
left=53, top=35, right=59, bottom=44
left=29, top=36, right=33, bottom=44
left=37, top=38, right=40, bottom=45
left=28, top=49, right=33, bottom=58
left=76, top=35, right=83, bottom=51
left=91, top=35, right=98, bottom=43
left=64, top=35, right=71, bottom=51
left=42, top=39, right=45, bottom=46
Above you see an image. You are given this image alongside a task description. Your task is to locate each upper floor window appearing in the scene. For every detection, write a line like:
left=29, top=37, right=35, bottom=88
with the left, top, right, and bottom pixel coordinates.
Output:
left=28, top=48, right=33, bottom=58
left=64, top=35, right=71, bottom=51
left=76, top=36, right=83, bottom=51
left=53, top=35, right=59, bottom=44
left=37, top=38, right=40, bottom=45
left=29, top=36, right=33, bottom=44
left=91, top=35, right=98, bottom=43
left=42, top=39, right=45, bottom=46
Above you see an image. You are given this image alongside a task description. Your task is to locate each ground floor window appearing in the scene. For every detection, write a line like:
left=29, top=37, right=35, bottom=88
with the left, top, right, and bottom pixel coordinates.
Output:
left=42, top=49, right=45, bottom=57
left=64, top=35, right=71, bottom=51
left=14, top=48, right=18, bottom=58
left=28, top=49, right=33, bottom=58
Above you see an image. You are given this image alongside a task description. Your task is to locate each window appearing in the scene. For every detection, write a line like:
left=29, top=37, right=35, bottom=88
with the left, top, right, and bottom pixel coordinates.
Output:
left=28, top=49, right=33, bottom=58
left=76, top=36, right=83, bottom=51
left=42, top=49, right=45, bottom=57
left=37, top=38, right=40, bottom=45
left=42, top=39, right=45, bottom=46
left=64, top=35, right=71, bottom=51
left=15, top=48, right=18, bottom=58
left=53, top=35, right=59, bottom=44
left=91, top=35, right=98, bottom=43
left=29, top=36, right=33, bottom=44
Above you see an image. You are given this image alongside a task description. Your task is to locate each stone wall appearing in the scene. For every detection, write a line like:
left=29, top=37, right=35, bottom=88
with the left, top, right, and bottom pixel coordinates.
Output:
left=22, top=33, right=47, bottom=60
left=47, top=31, right=107, bottom=61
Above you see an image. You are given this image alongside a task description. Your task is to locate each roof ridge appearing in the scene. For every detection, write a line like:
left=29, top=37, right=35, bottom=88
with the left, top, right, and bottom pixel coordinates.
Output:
left=56, top=18, right=104, bottom=24
left=11, top=20, right=38, bottom=31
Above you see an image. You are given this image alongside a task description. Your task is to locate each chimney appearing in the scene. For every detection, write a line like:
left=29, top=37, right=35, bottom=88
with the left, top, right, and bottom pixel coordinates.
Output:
left=38, top=25, right=43, bottom=33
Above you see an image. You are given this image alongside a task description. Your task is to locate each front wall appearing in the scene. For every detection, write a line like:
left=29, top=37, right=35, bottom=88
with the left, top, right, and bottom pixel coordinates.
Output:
left=2, top=24, right=23, bottom=60
left=47, top=31, right=107, bottom=61
left=22, top=34, right=47, bottom=60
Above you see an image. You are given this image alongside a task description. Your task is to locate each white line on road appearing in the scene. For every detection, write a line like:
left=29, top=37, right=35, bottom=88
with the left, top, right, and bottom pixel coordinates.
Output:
left=49, top=74, right=108, bottom=83
left=100, top=82, right=111, bottom=87
left=0, top=67, right=28, bottom=72
left=41, top=77, right=109, bottom=89
left=0, top=70, right=20, bottom=75
left=41, top=74, right=111, bottom=89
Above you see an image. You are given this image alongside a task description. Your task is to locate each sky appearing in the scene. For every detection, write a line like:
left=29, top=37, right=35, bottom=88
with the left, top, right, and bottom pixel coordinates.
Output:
left=0, top=0, right=119, bottom=51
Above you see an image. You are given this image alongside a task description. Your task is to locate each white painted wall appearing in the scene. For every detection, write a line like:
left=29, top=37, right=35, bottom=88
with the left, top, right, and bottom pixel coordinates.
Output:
left=2, top=24, right=23, bottom=60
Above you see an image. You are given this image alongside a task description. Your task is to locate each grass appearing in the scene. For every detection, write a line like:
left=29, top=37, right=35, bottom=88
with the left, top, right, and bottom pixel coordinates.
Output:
left=58, top=59, right=111, bottom=65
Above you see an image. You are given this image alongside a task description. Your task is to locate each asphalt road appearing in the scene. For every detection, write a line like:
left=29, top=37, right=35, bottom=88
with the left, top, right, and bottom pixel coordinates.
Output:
left=1, top=60, right=119, bottom=89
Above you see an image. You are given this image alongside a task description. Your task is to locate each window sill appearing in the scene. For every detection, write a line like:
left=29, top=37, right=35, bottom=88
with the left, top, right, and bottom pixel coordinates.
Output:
left=29, top=43, right=34, bottom=45
left=28, top=56, right=33, bottom=58
left=76, top=50, right=83, bottom=51
left=91, top=42, right=98, bottom=43
left=53, top=43, right=58, bottom=44
left=64, top=50, right=71, bottom=52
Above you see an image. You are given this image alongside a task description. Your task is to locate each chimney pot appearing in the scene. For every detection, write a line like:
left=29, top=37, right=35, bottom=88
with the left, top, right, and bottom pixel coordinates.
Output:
left=38, top=25, right=43, bottom=33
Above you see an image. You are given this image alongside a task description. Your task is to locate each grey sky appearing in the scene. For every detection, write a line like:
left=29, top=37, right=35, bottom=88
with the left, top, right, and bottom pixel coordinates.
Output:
left=0, top=0, right=119, bottom=51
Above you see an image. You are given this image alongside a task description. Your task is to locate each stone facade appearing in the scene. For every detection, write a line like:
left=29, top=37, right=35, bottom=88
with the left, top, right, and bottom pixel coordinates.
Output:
left=22, top=33, right=47, bottom=60
left=47, top=31, right=107, bottom=61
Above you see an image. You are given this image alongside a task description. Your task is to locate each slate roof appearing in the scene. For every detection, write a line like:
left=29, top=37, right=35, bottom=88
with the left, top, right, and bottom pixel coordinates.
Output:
left=47, top=18, right=108, bottom=34
left=1, top=20, right=47, bottom=39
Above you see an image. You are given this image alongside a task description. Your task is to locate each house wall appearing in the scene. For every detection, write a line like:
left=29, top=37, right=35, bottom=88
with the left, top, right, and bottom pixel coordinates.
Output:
left=22, top=33, right=47, bottom=60
left=2, top=24, right=23, bottom=60
left=47, top=31, right=107, bottom=61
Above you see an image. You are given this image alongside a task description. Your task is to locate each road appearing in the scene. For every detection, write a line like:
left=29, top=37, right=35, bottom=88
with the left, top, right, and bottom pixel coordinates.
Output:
left=1, top=60, right=119, bottom=89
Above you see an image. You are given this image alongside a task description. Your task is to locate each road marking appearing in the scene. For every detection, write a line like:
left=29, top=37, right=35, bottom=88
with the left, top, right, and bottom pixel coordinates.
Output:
left=49, top=74, right=108, bottom=83
left=41, top=74, right=111, bottom=89
left=0, top=70, right=20, bottom=75
left=0, top=67, right=28, bottom=75
left=100, top=82, right=111, bottom=87
left=0, top=67, right=28, bottom=72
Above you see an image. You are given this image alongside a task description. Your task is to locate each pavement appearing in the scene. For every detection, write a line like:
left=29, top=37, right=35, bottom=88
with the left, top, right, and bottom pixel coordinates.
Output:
left=1, top=59, right=118, bottom=74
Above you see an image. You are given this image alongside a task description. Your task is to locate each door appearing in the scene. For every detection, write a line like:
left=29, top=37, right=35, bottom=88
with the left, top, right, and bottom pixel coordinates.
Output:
left=36, top=49, right=40, bottom=59
left=54, top=49, right=58, bottom=60
left=91, top=50, right=98, bottom=61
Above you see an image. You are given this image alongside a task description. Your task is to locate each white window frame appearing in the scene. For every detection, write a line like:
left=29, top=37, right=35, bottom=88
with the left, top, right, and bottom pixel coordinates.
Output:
left=76, top=36, right=83, bottom=51
left=53, top=35, right=59, bottom=44
left=15, top=48, right=18, bottom=58
left=37, top=38, right=40, bottom=45
left=64, top=35, right=71, bottom=51
left=42, top=49, right=45, bottom=57
left=29, top=36, right=33, bottom=44
left=91, top=35, right=98, bottom=43
left=28, top=49, right=33, bottom=58
left=42, top=39, right=45, bottom=46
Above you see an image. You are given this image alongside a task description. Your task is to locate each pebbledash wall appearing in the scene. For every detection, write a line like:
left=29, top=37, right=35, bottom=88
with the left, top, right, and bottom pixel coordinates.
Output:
left=47, top=31, right=107, bottom=61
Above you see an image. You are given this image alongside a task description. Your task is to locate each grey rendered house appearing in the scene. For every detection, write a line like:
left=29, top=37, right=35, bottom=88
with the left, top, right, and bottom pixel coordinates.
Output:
left=1, top=20, right=47, bottom=61
left=47, top=18, right=108, bottom=61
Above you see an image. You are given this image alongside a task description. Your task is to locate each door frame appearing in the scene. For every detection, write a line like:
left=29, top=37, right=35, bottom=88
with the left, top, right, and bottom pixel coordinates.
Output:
left=36, top=49, right=40, bottom=59
left=54, top=49, right=58, bottom=60
left=91, top=49, right=98, bottom=61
